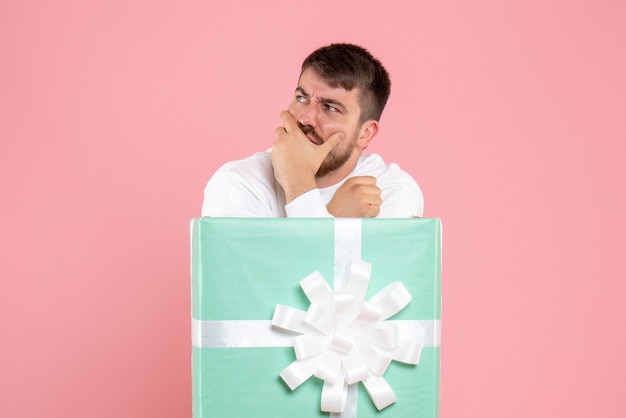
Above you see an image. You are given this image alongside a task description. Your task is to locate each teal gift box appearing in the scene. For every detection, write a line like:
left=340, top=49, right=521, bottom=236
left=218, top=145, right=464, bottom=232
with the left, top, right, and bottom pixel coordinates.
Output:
left=191, top=218, right=441, bottom=417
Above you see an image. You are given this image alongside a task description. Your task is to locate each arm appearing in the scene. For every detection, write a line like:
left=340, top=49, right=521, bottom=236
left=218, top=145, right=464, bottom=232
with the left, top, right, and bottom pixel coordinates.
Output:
left=285, top=176, right=382, bottom=218
left=376, top=170, right=424, bottom=218
left=201, top=171, right=257, bottom=217
left=201, top=157, right=278, bottom=217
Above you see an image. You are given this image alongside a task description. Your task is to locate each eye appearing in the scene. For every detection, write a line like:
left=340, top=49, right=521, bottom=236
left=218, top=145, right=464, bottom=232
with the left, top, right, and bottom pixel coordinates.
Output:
left=325, top=104, right=339, bottom=113
left=296, top=95, right=308, bottom=103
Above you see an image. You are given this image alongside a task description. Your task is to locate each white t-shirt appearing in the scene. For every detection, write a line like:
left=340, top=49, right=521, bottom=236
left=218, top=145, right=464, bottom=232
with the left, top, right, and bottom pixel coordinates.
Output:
left=201, top=151, right=423, bottom=218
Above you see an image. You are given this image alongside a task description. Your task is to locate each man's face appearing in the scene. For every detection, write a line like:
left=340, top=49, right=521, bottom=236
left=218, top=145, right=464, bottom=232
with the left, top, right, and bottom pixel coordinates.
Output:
left=287, top=68, right=364, bottom=178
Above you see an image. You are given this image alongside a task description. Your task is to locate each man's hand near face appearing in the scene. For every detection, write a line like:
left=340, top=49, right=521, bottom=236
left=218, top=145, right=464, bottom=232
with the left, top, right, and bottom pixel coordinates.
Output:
left=327, top=176, right=382, bottom=218
left=272, top=111, right=339, bottom=203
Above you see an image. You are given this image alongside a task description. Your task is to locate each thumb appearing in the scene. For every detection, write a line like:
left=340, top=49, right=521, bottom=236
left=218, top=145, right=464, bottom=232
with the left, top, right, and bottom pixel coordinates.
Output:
left=319, top=137, right=340, bottom=155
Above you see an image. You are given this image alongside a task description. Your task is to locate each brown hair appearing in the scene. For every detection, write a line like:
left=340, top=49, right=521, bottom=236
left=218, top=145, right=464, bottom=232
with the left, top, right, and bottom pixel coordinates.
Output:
left=301, top=43, right=391, bottom=123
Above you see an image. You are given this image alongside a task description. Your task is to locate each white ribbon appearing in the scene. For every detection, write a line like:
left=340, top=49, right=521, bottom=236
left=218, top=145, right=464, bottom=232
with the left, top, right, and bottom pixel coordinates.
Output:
left=271, top=259, right=422, bottom=414
left=192, top=318, right=440, bottom=348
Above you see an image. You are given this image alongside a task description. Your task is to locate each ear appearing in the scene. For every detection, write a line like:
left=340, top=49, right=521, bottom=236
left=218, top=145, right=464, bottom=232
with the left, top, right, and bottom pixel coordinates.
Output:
left=356, top=120, right=379, bottom=149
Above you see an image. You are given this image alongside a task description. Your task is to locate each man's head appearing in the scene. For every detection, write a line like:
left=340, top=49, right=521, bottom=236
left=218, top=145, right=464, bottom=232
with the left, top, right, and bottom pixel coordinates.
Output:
left=286, top=43, right=391, bottom=181
left=300, top=43, right=391, bottom=123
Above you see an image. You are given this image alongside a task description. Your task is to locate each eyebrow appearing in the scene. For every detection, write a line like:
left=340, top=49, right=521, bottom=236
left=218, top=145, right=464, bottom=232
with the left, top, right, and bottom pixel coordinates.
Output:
left=295, top=87, right=348, bottom=112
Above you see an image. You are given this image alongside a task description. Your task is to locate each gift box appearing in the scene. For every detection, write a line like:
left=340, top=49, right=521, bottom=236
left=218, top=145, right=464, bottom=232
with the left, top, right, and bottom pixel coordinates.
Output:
left=191, top=218, right=441, bottom=418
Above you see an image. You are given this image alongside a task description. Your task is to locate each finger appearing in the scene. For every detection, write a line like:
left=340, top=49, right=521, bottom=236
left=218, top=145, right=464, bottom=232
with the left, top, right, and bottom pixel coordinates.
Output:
left=367, top=204, right=380, bottom=218
left=370, top=195, right=383, bottom=206
left=319, top=136, right=340, bottom=154
left=279, top=110, right=299, bottom=133
left=360, top=175, right=377, bottom=185
left=274, top=126, right=287, bottom=138
left=351, top=180, right=381, bottom=195
left=348, top=175, right=377, bottom=185
left=357, top=184, right=382, bottom=197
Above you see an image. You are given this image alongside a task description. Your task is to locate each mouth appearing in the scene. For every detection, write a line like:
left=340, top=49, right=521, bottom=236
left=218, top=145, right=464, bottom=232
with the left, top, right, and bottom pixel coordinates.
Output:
left=299, top=124, right=323, bottom=145
left=305, top=133, right=321, bottom=145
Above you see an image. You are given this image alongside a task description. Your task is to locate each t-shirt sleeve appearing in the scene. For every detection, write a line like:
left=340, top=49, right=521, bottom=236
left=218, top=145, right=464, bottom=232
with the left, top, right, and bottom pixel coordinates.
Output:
left=377, top=166, right=424, bottom=218
left=284, top=189, right=333, bottom=218
left=201, top=168, right=269, bottom=217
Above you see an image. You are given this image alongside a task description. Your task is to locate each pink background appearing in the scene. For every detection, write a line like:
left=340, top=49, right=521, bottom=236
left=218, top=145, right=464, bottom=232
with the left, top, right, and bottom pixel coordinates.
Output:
left=2, top=1, right=625, bottom=417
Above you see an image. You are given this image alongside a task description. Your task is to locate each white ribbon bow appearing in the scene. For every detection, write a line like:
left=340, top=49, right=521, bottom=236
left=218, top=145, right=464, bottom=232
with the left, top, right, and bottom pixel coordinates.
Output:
left=271, top=259, right=422, bottom=414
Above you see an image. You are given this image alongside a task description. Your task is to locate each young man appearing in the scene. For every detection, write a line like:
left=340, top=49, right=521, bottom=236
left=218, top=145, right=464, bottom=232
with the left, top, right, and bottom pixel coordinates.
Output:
left=201, top=43, right=423, bottom=218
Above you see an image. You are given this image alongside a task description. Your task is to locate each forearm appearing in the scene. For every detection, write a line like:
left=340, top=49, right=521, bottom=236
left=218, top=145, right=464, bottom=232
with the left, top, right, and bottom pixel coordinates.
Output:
left=284, top=189, right=333, bottom=218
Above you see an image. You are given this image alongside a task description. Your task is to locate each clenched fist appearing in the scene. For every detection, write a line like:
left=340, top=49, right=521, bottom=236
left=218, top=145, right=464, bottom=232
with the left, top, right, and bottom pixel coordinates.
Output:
left=327, top=176, right=382, bottom=218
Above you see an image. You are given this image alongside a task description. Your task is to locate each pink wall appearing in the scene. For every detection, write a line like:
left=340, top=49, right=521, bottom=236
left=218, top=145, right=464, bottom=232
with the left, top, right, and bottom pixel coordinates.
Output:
left=2, top=1, right=625, bottom=417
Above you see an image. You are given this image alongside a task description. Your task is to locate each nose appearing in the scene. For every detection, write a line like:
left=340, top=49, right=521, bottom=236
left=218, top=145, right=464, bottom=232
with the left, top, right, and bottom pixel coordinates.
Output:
left=296, top=102, right=318, bottom=128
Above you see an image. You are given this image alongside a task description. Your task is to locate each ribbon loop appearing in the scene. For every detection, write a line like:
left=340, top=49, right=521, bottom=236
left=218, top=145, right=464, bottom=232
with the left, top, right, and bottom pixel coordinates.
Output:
left=280, top=356, right=319, bottom=390
left=321, top=378, right=348, bottom=413
left=391, top=341, right=423, bottom=365
left=360, top=344, right=392, bottom=376
left=362, top=375, right=397, bottom=411
left=369, top=282, right=412, bottom=320
left=300, top=271, right=333, bottom=305
left=272, top=304, right=310, bottom=334
left=304, top=303, right=335, bottom=335
left=315, top=351, right=341, bottom=383
left=369, top=322, right=399, bottom=348
left=294, top=333, right=328, bottom=359
left=342, top=347, right=370, bottom=384
left=330, top=332, right=354, bottom=354
left=354, top=301, right=382, bottom=323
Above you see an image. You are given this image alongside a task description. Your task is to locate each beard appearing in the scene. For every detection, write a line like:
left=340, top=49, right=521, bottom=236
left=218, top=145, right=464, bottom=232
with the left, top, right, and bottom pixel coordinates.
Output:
left=298, top=123, right=357, bottom=178
left=316, top=143, right=355, bottom=177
